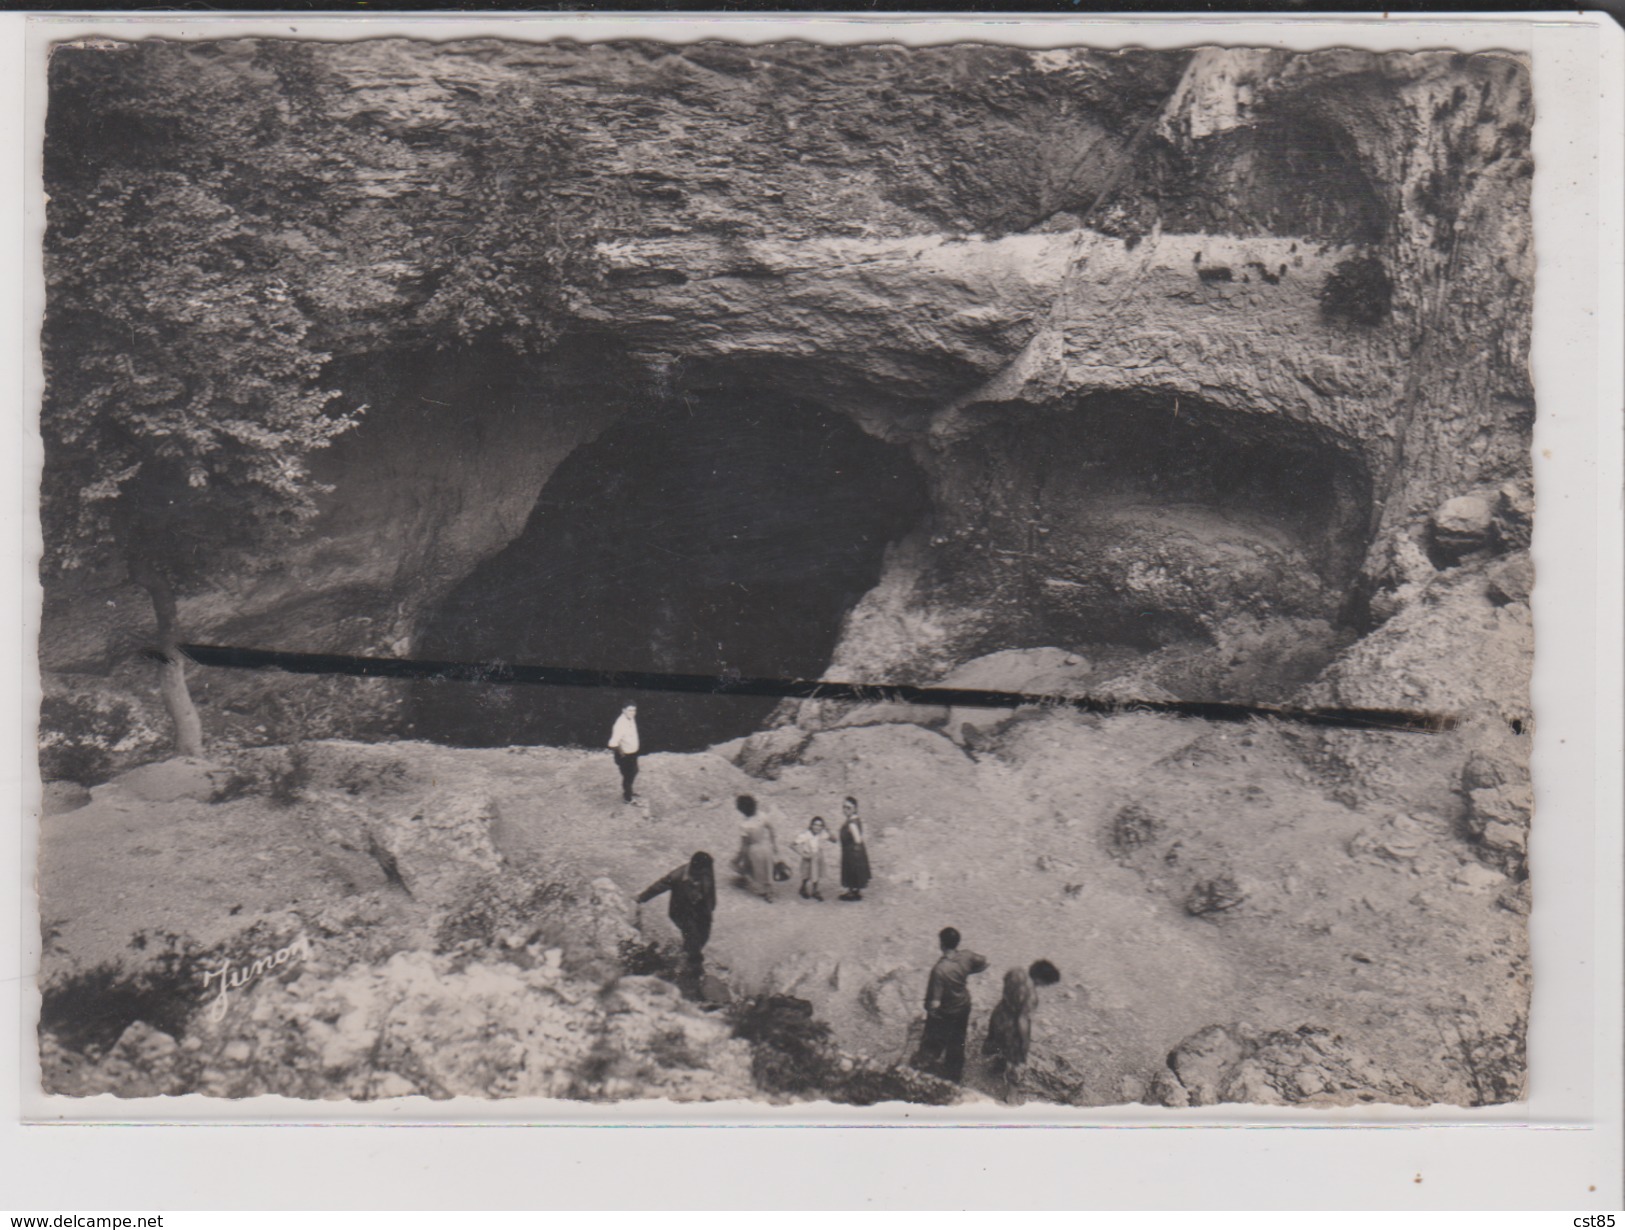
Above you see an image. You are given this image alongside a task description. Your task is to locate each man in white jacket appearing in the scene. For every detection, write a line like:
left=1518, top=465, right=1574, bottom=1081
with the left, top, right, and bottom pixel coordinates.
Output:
left=608, top=703, right=641, bottom=803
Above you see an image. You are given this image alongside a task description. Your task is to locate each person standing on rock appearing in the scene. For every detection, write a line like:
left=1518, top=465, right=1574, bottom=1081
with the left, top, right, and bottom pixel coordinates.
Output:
left=636, top=851, right=717, bottom=970
left=838, top=796, right=871, bottom=902
left=608, top=702, right=640, bottom=803
left=731, top=794, right=779, bottom=902
left=791, top=816, right=837, bottom=901
left=912, top=926, right=987, bottom=1083
left=981, top=959, right=1061, bottom=1101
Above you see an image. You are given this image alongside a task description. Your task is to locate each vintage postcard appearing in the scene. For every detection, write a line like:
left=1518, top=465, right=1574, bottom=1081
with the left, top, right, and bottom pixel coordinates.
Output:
left=29, top=23, right=1555, bottom=1122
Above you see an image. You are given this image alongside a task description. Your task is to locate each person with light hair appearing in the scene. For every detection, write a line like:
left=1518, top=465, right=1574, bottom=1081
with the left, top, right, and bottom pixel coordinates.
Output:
left=982, top=958, right=1062, bottom=1100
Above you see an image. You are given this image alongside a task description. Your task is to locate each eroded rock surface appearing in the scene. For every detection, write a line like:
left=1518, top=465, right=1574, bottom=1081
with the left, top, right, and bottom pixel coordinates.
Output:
left=1152, top=1022, right=1435, bottom=1108
left=45, top=948, right=757, bottom=1103
left=41, top=45, right=1532, bottom=759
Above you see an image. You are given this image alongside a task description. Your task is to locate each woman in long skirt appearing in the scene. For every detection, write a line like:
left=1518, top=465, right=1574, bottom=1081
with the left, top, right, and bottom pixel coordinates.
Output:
left=731, top=794, right=779, bottom=902
left=838, top=796, right=871, bottom=902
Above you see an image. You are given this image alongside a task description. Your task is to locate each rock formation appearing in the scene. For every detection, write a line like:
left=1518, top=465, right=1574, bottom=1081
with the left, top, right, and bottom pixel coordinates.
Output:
left=35, top=40, right=1536, bottom=1109
left=38, top=41, right=1532, bottom=760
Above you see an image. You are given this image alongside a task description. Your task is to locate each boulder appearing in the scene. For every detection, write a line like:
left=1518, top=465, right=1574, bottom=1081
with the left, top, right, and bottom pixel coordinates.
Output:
left=856, top=965, right=921, bottom=1031
left=1460, top=749, right=1532, bottom=874
left=1225, top=1058, right=1288, bottom=1105
left=1348, top=813, right=1429, bottom=865
left=628, top=750, right=753, bottom=823
left=365, top=790, right=505, bottom=906
left=1156, top=1022, right=1435, bottom=1108
left=1463, top=784, right=1532, bottom=871
left=1494, top=480, right=1535, bottom=550
left=1496, top=879, right=1532, bottom=916
left=732, top=726, right=811, bottom=780
left=1150, top=1067, right=1192, bottom=1108
left=1430, top=495, right=1496, bottom=561
left=1166, top=1023, right=1248, bottom=1105
left=112, top=758, right=230, bottom=804
left=1463, top=748, right=1519, bottom=793
left=764, top=951, right=845, bottom=999
left=1451, top=862, right=1506, bottom=893
left=1485, top=553, right=1534, bottom=607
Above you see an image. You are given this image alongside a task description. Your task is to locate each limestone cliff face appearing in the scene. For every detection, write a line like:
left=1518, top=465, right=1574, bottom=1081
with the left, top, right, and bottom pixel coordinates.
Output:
left=572, top=45, right=1533, bottom=718
left=39, top=41, right=1533, bottom=759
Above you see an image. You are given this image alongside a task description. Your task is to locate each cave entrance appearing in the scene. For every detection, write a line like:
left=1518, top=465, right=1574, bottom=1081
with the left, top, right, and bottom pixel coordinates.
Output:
left=929, top=390, right=1373, bottom=699
left=412, top=390, right=929, bottom=750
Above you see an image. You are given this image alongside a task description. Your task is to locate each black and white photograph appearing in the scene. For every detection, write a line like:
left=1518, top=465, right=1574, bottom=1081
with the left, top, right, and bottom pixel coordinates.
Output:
left=32, top=30, right=1545, bottom=1114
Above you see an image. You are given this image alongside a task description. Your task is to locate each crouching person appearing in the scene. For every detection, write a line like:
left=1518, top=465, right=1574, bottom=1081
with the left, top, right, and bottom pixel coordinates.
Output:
left=636, top=851, right=717, bottom=971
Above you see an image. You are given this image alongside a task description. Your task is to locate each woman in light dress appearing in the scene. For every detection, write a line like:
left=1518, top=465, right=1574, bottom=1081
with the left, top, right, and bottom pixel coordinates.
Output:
left=731, top=794, right=780, bottom=902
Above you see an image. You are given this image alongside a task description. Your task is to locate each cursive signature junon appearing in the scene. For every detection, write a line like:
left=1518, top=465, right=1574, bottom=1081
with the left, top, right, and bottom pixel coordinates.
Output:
left=200, top=934, right=312, bottom=1022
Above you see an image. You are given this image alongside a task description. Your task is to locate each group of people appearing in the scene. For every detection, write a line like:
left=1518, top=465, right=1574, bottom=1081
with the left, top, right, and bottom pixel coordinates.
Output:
left=731, top=793, right=871, bottom=903
left=608, top=705, right=870, bottom=906
left=634, top=791, right=871, bottom=967
left=913, top=926, right=1061, bottom=1093
left=620, top=703, right=1056, bottom=1098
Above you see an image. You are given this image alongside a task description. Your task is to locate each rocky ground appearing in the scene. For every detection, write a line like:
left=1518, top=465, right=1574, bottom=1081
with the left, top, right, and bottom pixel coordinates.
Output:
left=37, top=635, right=1529, bottom=1108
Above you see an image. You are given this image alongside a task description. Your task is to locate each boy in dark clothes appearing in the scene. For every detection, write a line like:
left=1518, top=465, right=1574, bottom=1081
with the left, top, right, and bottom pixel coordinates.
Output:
left=911, top=926, right=988, bottom=1082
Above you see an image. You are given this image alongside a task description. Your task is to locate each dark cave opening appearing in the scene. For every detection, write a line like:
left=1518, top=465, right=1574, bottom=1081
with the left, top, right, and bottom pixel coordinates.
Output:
left=933, top=390, right=1373, bottom=674
left=411, top=391, right=929, bottom=751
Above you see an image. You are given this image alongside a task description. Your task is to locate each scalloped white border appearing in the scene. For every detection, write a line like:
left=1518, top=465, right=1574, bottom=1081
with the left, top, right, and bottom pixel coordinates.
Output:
left=3, top=11, right=1619, bottom=1210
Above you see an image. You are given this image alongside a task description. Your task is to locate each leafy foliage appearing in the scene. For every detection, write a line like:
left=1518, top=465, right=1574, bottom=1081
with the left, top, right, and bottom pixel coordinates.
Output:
left=38, top=687, right=165, bottom=784
left=41, top=40, right=610, bottom=594
left=38, top=930, right=206, bottom=1055
left=615, top=937, right=686, bottom=980
left=38, top=921, right=301, bottom=1056
left=433, top=869, right=572, bottom=957
left=726, top=994, right=837, bottom=1095
left=725, top=993, right=961, bottom=1105
left=45, top=45, right=347, bottom=585
left=1319, top=254, right=1395, bottom=325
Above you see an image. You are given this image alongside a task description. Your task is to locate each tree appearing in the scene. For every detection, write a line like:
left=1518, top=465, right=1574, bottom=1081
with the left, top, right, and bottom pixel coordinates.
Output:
left=40, top=40, right=610, bottom=755
left=43, top=44, right=358, bottom=755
